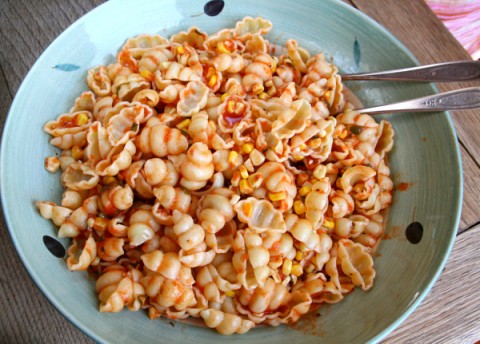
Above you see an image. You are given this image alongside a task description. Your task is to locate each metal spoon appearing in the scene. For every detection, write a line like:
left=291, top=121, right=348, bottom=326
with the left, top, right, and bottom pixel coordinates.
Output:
left=357, top=87, right=480, bottom=115
left=342, top=61, right=480, bottom=82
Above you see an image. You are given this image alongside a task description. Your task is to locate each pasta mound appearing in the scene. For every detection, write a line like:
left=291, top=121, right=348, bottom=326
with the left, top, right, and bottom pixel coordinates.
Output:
left=37, top=16, right=394, bottom=335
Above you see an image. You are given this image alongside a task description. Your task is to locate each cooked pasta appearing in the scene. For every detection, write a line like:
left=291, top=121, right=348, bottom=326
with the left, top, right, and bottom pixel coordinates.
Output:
left=36, top=17, right=395, bottom=335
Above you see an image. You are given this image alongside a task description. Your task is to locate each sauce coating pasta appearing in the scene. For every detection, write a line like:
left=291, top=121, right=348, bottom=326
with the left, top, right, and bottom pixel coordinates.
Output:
left=37, top=17, right=394, bottom=335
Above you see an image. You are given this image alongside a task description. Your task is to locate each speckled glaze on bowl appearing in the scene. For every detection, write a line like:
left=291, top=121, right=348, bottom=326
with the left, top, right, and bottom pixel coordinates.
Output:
left=0, top=0, right=462, bottom=343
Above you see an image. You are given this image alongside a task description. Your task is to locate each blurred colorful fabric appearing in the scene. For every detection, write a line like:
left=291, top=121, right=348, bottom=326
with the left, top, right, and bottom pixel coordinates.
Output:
left=426, top=0, right=480, bottom=60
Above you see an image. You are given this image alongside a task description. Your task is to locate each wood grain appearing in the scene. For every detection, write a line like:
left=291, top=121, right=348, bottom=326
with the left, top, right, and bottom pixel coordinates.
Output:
left=0, top=0, right=479, bottom=343
left=383, top=224, right=480, bottom=343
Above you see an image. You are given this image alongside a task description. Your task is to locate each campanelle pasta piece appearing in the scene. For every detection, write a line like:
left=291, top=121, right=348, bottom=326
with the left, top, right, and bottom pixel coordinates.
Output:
left=180, top=142, right=214, bottom=190
left=201, top=309, right=255, bottom=335
left=112, top=73, right=150, bottom=101
left=171, top=26, right=208, bottom=50
left=106, top=102, right=152, bottom=146
left=35, top=201, right=73, bottom=226
left=152, top=185, right=192, bottom=225
left=98, top=183, right=134, bottom=216
left=212, top=53, right=245, bottom=73
left=141, top=272, right=196, bottom=311
left=67, top=234, right=97, bottom=271
left=50, top=131, right=87, bottom=150
left=329, top=190, right=354, bottom=219
left=58, top=196, right=98, bottom=238
left=61, top=162, right=99, bottom=191
left=141, top=250, right=194, bottom=286
left=233, top=16, right=272, bottom=39
left=242, top=53, right=275, bottom=92
left=293, top=272, right=343, bottom=304
left=87, top=66, right=112, bottom=97
left=337, top=239, right=375, bottom=290
left=138, top=47, right=174, bottom=73
left=97, top=237, right=125, bottom=262
left=232, top=229, right=271, bottom=289
left=122, top=34, right=169, bottom=58
left=137, top=124, right=188, bottom=158
left=44, top=111, right=93, bottom=137
left=271, top=99, right=311, bottom=140
left=177, top=81, right=209, bottom=117
left=285, top=214, right=321, bottom=252
left=256, top=162, right=296, bottom=212
left=128, top=207, right=161, bottom=246
left=95, top=140, right=136, bottom=176
left=96, top=266, right=146, bottom=312
left=172, top=210, right=205, bottom=251
left=196, top=264, right=241, bottom=303
left=197, top=191, right=235, bottom=234
left=305, top=178, right=331, bottom=229
left=286, top=39, right=308, bottom=73
left=84, top=121, right=111, bottom=164
left=234, top=197, right=286, bottom=233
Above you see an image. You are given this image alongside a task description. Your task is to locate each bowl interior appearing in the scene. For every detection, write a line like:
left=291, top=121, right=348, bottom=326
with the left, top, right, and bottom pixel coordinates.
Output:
left=0, top=0, right=461, bottom=343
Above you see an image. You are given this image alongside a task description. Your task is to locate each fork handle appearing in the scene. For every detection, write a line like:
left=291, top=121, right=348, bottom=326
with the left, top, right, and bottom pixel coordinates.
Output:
left=358, top=87, right=480, bottom=114
left=342, top=61, right=480, bottom=82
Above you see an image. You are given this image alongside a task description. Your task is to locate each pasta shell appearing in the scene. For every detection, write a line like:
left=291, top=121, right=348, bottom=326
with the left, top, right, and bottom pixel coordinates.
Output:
left=234, top=197, right=286, bottom=233
left=177, top=81, right=209, bottom=117
left=234, top=16, right=272, bottom=39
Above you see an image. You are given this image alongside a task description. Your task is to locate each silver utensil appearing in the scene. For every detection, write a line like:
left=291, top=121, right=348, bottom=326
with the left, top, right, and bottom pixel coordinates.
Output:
left=342, top=61, right=480, bottom=82
left=357, top=87, right=480, bottom=114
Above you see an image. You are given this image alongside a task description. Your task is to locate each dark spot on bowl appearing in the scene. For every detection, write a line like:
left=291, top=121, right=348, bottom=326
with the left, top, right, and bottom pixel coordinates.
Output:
left=204, top=0, right=224, bottom=16
left=43, top=235, right=66, bottom=258
left=353, top=37, right=361, bottom=67
left=405, top=222, right=423, bottom=244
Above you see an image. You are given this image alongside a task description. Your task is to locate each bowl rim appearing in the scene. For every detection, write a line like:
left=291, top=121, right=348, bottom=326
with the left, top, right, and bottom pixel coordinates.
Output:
left=0, top=0, right=463, bottom=343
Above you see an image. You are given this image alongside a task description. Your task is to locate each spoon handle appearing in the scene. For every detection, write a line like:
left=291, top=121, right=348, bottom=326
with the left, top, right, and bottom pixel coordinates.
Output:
left=342, top=61, right=480, bottom=82
left=358, top=87, right=480, bottom=115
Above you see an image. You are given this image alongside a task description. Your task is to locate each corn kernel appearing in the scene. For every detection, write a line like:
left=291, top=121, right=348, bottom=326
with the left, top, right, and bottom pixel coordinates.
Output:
left=176, top=118, right=191, bottom=130
left=258, top=92, right=270, bottom=100
left=271, top=57, right=278, bottom=73
left=227, top=100, right=236, bottom=114
left=313, top=165, right=327, bottom=180
left=299, top=143, right=307, bottom=150
left=103, top=176, right=116, bottom=185
left=239, top=165, right=249, bottom=179
left=299, top=186, right=311, bottom=197
left=295, top=251, right=304, bottom=261
left=252, top=83, right=264, bottom=95
left=221, top=92, right=229, bottom=102
left=291, top=264, right=303, bottom=277
left=224, top=290, right=236, bottom=297
left=308, top=138, right=323, bottom=148
left=296, top=173, right=309, bottom=186
left=208, top=74, right=217, bottom=88
left=292, top=154, right=304, bottom=161
left=324, top=90, right=332, bottom=101
left=242, top=143, right=254, bottom=154
left=282, top=259, right=292, bottom=275
left=239, top=179, right=254, bottom=195
left=231, top=171, right=241, bottom=187
left=93, top=217, right=109, bottom=232
left=228, top=151, right=239, bottom=166
left=248, top=173, right=264, bottom=188
left=268, top=191, right=287, bottom=202
left=293, top=200, right=306, bottom=215
left=71, top=145, right=84, bottom=160
left=140, top=70, right=153, bottom=81
left=339, top=130, right=348, bottom=139
left=234, top=102, right=245, bottom=115
left=323, top=218, right=335, bottom=229
left=242, top=202, right=253, bottom=217
left=75, top=113, right=89, bottom=126
left=176, top=46, right=185, bottom=55
left=244, top=158, right=255, bottom=172
left=217, top=41, right=232, bottom=54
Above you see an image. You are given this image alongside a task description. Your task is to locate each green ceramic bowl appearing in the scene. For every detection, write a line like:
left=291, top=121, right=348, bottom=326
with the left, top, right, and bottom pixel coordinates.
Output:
left=1, top=0, right=462, bottom=343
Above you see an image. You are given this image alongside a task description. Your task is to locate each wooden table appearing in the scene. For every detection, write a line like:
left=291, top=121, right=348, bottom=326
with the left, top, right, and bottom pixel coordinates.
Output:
left=0, top=0, right=479, bottom=343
